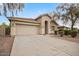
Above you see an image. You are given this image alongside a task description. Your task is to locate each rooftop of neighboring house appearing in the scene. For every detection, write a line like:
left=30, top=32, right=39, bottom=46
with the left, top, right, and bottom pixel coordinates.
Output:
left=57, top=26, right=71, bottom=29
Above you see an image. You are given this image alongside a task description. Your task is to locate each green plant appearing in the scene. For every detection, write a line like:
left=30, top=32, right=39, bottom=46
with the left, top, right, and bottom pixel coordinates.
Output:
left=64, top=30, right=71, bottom=35
left=78, top=30, right=79, bottom=33
left=54, top=30, right=58, bottom=35
left=58, top=29, right=64, bottom=37
left=70, top=30, right=78, bottom=38
left=5, top=26, right=10, bottom=35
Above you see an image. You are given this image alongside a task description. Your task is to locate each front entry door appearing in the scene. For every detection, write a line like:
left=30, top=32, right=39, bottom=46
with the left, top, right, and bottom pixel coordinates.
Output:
left=45, top=21, right=48, bottom=34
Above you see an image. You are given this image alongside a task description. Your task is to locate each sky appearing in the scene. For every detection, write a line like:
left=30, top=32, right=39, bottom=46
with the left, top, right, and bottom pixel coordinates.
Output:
left=0, top=3, right=79, bottom=28
left=0, top=3, right=59, bottom=25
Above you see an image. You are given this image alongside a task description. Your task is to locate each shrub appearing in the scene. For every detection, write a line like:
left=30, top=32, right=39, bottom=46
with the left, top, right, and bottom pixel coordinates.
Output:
left=70, top=30, right=78, bottom=38
left=64, top=30, right=71, bottom=35
left=58, top=29, right=64, bottom=37
left=5, top=26, right=10, bottom=35
left=78, top=30, right=79, bottom=33
left=54, top=30, right=58, bottom=35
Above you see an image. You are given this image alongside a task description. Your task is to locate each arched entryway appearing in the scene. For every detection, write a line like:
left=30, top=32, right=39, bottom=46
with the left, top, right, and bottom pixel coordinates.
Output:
left=45, top=21, right=48, bottom=34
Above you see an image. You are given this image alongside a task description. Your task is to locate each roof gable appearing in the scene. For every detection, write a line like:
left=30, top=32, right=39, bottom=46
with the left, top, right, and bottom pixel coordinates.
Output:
left=35, top=14, right=51, bottom=21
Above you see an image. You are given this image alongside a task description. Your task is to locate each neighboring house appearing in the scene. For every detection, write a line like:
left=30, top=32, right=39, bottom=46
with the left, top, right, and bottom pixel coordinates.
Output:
left=57, top=26, right=71, bottom=30
left=8, top=14, right=58, bottom=36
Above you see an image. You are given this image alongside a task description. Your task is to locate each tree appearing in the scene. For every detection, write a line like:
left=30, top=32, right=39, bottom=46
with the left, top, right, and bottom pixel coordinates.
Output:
left=1, top=22, right=8, bottom=28
left=0, top=22, right=11, bottom=35
left=54, top=3, right=79, bottom=31
left=0, top=3, right=24, bottom=17
left=0, top=3, right=24, bottom=35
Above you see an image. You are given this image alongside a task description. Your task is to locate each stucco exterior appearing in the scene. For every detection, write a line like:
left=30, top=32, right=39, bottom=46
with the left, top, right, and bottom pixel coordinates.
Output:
left=8, top=14, right=58, bottom=36
left=40, top=15, right=51, bottom=34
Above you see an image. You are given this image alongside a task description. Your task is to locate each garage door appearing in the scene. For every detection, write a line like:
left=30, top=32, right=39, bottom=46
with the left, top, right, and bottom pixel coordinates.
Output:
left=16, top=24, right=39, bottom=35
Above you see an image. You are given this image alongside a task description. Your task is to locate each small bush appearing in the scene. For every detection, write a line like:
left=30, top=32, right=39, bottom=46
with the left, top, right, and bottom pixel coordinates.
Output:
left=70, top=30, right=78, bottom=38
left=64, top=30, right=71, bottom=35
left=5, top=26, right=10, bottom=35
left=58, top=29, right=64, bottom=37
left=54, top=30, right=58, bottom=35
left=78, top=30, right=79, bottom=33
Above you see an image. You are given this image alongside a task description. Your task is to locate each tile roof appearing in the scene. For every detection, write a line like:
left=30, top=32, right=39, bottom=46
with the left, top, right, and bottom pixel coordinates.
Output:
left=35, top=14, right=51, bottom=20
left=7, top=17, right=40, bottom=24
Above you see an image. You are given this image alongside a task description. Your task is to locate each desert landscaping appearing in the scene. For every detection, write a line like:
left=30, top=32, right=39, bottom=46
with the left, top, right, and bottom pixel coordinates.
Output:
left=0, top=36, right=14, bottom=56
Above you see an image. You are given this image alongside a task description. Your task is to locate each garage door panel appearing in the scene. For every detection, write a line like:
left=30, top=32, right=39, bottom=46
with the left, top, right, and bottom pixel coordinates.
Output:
left=16, top=24, right=39, bottom=35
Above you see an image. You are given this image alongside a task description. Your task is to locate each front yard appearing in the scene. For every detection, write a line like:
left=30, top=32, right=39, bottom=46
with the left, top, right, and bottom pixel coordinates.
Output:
left=0, top=36, right=14, bottom=56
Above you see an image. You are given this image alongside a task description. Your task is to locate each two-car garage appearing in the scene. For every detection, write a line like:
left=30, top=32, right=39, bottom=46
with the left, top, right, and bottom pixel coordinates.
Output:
left=16, top=24, right=39, bottom=36
left=9, top=17, right=40, bottom=36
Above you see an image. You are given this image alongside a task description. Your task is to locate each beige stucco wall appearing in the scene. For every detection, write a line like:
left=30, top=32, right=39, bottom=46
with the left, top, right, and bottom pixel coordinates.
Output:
left=10, top=21, right=16, bottom=36
left=40, top=16, right=51, bottom=34
left=36, top=18, right=42, bottom=34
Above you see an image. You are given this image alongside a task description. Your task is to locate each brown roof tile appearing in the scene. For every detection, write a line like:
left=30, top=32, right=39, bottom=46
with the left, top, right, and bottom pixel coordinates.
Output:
left=7, top=17, right=40, bottom=24
left=35, top=14, right=51, bottom=20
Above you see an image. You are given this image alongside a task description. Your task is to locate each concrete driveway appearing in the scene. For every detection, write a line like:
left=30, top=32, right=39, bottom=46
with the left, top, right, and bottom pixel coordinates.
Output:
left=11, top=35, right=79, bottom=56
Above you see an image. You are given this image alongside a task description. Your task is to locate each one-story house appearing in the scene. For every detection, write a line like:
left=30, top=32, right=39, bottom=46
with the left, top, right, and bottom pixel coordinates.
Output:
left=8, top=14, right=58, bottom=36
